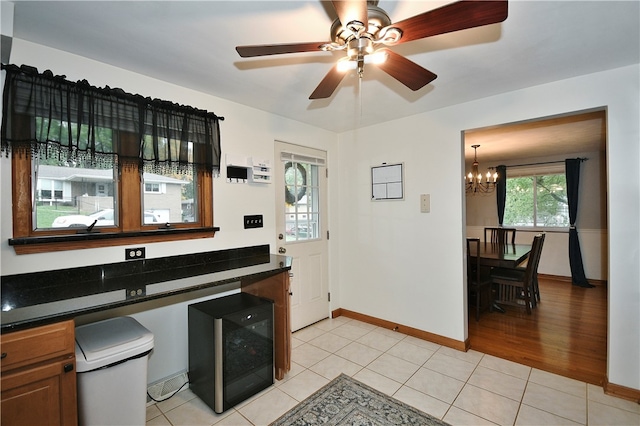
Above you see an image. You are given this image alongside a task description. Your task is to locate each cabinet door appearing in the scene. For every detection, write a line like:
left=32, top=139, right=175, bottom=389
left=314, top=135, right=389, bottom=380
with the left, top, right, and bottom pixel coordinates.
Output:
left=1, top=321, right=75, bottom=373
left=1, top=359, right=76, bottom=426
left=241, top=271, right=291, bottom=380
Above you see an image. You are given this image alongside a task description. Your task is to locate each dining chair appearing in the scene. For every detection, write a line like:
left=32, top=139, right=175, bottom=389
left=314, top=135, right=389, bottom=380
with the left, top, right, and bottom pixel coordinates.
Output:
left=484, top=227, right=517, bottom=245
left=529, top=233, right=545, bottom=304
left=467, top=238, right=494, bottom=321
left=490, top=233, right=545, bottom=314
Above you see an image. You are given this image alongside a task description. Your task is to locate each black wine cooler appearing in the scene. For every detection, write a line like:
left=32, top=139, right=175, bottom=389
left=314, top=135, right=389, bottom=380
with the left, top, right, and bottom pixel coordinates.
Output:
left=188, top=292, right=274, bottom=413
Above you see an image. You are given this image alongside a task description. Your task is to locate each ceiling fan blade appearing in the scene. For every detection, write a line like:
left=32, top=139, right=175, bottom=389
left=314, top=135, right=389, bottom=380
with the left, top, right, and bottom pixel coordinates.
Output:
left=377, top=50, right=437, bottom=91
left=390, top=0, right=508, bottom=44
left=309, top=65, right=347, bottom=100
left=236, top=42, right=327, bottom=58
left=332, top=0, right=368, bottom=32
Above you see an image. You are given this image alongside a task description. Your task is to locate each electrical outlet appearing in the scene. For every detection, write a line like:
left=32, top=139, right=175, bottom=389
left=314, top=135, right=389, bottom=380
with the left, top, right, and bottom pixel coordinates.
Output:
left=125, top=247, right=146, bottom=260
left=244, top=215, right=264, bottom=229
left=126, top=287, right=146, bottom=299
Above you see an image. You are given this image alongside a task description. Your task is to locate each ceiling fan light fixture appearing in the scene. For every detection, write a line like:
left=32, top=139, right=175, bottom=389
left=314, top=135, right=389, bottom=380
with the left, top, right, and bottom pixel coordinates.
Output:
left=337, top=57, right=357, bottom=73
left=347, top=36, right=374, bottom=59
left=320, top=42, right=347, bottom=52
left=346, top=20, right=365, bottom=35
left=236, top=0, right=509, bottom=100
left=377, top=27, right=402, bottom=45
left=365, top=50, right=388, bottom=65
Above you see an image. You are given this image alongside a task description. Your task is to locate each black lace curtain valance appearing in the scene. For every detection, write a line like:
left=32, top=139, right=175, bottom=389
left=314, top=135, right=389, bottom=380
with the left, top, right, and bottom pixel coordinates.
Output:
left=1, top=64, right=223, bottom=174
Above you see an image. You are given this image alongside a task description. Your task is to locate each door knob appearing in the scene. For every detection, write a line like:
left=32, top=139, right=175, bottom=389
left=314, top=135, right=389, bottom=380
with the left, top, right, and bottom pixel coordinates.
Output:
left=278, top=233, right=284, bottom=240
left=278, top=247, right=286, bottom=254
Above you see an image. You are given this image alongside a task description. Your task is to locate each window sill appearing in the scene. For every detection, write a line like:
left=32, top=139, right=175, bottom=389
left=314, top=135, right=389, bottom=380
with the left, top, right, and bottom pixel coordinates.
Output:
left=9, top=227, right=220, bottom=255
left=509, top=227, right=570, bottom=233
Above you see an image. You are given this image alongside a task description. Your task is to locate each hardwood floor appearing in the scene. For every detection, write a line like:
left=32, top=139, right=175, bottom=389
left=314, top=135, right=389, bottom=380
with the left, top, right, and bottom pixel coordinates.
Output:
left=468, top=275, right=607, bottom=386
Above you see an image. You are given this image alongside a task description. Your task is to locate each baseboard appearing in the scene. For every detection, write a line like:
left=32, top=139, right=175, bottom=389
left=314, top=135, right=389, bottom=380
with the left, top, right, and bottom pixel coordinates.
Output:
left=538, top=273, right=607, bottom=287
left=604, top=376, right=640, bottom=403
left=331, top=308, right=468, bottom=352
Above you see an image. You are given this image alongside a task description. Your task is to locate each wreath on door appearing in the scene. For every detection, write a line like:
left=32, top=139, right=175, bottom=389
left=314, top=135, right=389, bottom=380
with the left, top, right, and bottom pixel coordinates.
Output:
left=285, top=162, right=307, bottom=205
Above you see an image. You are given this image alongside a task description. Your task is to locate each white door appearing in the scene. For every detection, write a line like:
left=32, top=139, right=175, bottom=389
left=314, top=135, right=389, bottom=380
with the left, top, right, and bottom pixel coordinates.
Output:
left=275, top=141, right=329, bottom=332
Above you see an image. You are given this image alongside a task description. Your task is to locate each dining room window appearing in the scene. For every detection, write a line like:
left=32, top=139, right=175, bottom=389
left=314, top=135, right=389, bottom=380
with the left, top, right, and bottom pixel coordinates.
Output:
left=503, top=168, right=569, bottom=228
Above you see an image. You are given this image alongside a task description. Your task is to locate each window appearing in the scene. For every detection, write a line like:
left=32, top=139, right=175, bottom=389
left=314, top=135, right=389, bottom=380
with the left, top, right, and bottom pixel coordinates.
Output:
left=1, top=64, right=222, bottom=253
left=143, top=169, right=196, bottom=224
left=10, top=132, right=213, bottom=252
left=284, top=161, right=320, bottom=242
left=145, top=183, right=162, bottom=193
left=32, top=117, right=117, bottom=230
left=504, top=170, right=569, bottom=228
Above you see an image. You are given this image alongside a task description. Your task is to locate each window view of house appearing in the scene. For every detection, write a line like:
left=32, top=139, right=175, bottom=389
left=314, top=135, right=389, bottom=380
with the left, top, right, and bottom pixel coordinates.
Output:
left=142, top=170, right=196, bottom=224
left=33, top=117, right=117, bottom=229
left=35, top=164, right=198, bottom=228
left=28, top=117, right=206, bottom=230
left=39, top=164, right=116, bottom=229
left=504, top=173, right=569, bottom=228
left=140, top=137, right=198, bottom=224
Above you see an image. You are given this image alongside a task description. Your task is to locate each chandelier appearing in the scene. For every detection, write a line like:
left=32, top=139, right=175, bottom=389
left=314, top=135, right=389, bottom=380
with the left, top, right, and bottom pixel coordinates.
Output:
left=465, top=145, right=498, bottom=194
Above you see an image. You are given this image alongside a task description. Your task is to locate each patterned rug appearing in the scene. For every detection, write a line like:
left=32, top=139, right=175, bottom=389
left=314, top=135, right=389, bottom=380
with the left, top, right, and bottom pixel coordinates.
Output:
left=270, top=374, right=450, bottom=425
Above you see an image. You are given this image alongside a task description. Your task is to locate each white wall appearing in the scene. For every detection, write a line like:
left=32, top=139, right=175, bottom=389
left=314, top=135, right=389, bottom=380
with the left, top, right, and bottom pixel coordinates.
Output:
left=337, top=65, right=640, bottom=391
left=1, top=39, right=339, bottom=384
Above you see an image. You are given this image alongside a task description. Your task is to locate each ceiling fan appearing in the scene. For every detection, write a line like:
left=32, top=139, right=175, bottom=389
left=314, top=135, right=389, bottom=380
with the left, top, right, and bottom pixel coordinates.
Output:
left=236, top=0, right=508, bottom=100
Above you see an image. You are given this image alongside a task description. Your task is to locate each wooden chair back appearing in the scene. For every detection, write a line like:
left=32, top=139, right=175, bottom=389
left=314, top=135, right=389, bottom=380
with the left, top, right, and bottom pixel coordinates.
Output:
left=530, top=233, right=546, bottom=303
left=484, top=227, right=517, bottom=245
left=467, top=237, right=481, bottom=283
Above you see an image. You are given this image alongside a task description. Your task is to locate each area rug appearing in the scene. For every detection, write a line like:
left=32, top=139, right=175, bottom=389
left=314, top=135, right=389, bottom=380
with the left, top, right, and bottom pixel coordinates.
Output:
left=270, top=374, right=450, bottom=425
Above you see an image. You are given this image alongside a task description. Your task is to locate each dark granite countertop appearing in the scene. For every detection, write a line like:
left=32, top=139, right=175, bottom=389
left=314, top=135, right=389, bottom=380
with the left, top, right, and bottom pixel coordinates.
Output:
left=1, top=245, right=291, bottom=333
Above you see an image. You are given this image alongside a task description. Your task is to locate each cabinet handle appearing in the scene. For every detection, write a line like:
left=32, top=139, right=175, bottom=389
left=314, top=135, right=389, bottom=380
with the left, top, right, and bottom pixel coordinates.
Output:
left=64, top=363, right=74, bottom=373
left=1, top=352, right=6, bottom=359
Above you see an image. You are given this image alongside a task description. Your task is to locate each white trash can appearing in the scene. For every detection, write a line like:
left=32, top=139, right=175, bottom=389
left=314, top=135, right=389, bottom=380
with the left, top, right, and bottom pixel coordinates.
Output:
left=75, top=316, right=154, bottom=426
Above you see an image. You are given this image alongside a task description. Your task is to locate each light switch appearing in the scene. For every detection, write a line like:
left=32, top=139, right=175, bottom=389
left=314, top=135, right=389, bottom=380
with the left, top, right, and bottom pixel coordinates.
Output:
left=420, top=194, right=430, bottom=213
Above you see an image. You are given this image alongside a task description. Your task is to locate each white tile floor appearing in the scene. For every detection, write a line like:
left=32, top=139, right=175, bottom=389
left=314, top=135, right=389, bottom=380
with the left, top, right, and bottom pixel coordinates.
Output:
left=146, top=317, right=640, bottom=426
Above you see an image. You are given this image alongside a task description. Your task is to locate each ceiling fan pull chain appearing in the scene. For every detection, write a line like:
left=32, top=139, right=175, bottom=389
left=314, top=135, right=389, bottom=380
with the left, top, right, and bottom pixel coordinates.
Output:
left=358, top=75, right=363, bottom=120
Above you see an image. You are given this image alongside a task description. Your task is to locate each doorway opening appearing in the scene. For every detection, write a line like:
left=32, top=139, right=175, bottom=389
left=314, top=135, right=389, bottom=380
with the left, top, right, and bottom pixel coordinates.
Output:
left=462, top=108, right=608, bottom=385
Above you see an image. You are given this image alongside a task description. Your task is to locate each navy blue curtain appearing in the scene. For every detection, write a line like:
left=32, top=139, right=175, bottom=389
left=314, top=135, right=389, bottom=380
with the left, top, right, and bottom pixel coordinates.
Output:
left=565, top=158, right=593, bottom=287
left=496, top=165, right=507, bottom=225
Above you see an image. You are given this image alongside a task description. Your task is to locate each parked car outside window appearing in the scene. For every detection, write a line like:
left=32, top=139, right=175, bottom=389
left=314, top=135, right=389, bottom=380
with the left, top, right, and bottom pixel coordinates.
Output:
left=51, top=209, right=161, bottom=228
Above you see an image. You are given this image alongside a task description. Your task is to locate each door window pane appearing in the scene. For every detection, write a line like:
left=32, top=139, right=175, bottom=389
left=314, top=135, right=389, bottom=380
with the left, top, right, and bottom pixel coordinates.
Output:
left=285, top=162, right=320, bottom=241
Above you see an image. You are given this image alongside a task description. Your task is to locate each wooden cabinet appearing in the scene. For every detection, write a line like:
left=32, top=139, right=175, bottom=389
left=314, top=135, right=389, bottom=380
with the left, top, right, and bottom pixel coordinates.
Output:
left=1, top=320, right=77, bottom=426
left=241, top=271, right=291, bottom=380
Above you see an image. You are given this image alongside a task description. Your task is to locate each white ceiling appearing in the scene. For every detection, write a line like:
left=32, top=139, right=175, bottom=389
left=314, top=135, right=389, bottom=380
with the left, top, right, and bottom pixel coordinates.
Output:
left=6, top=1, right=639, bottom=160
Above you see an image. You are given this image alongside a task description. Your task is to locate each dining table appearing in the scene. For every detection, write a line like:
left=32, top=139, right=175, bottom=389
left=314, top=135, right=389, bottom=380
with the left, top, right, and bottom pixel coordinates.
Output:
left=469, top=242, right=532, bottom=269
left=468, top=241, right=533, bottom=313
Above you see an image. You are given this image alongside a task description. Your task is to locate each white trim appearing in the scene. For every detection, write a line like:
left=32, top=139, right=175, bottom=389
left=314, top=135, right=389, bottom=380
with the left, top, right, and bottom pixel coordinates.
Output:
left=280, top=151, right=326, bottom=166
left=507, top=163, right=565, bottom=177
